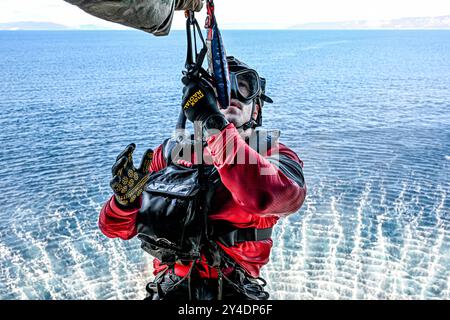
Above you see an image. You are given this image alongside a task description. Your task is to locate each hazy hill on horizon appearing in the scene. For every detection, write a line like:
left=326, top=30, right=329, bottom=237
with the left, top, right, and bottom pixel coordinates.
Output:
left=291, top=15, right=450, bottom=29
left=1, top=15, right=450, bottom=30
left=0, top=21, right=116, bottom=31
left=0, top=21, right=69, bottom=30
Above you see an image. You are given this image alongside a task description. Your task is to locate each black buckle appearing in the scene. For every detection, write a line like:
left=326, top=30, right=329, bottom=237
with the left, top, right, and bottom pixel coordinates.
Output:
left=252, top=228, right=260, bottom=241
left=217, top=230, right=238, bottom=247
left=216, top=227, right=273, bottom=247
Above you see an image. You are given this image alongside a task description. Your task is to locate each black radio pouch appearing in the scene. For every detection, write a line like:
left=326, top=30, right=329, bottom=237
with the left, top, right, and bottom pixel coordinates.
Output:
left=136, top=162, right=204, bottom=265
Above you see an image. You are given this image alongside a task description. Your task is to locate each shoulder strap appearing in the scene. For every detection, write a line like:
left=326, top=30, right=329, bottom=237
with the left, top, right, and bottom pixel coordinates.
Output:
left=162, top=135, right=199, bottom=166
left=161, top=138, right=176, bottom=166
left=247, top=129, right=281, bottom=156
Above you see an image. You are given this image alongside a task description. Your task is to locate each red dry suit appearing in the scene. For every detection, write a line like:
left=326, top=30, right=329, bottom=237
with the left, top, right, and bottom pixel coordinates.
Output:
left=99, top=124, right=306, bottom=279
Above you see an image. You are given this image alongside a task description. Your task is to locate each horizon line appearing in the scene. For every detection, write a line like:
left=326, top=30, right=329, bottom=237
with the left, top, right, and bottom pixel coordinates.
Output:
left=1, top=14, right=450, bottom=31
left=2, top=28, right=450, bottom=31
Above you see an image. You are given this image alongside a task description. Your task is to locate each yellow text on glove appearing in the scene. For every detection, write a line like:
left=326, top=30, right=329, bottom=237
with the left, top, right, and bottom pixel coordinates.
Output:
left=184, top=90, right=205, bottom=109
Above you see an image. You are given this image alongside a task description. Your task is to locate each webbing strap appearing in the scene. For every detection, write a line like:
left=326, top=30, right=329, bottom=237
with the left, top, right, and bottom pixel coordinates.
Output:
left=216, top=227, right=273, bottom=247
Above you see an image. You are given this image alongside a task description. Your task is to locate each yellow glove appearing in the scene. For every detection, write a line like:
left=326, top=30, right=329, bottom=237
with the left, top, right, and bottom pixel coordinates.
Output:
left=110, top=143, right=154, bottom=208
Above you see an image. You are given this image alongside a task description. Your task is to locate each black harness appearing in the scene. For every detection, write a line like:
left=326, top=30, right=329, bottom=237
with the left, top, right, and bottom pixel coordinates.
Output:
left=136, top=134, right=275, bottom=266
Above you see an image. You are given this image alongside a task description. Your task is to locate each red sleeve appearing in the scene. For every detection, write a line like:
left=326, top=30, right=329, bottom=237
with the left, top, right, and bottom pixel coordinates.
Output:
left=98, top=144, right=167, bottom=239
left=206, top=124, right=306, bottom=217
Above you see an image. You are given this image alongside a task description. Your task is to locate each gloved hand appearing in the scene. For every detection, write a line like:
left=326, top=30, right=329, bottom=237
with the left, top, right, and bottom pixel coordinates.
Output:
left=181, top=77, right=223, bottom=124
left=175, top=0, right=204, bottom=12
left=110, top=143, right=154, bottom=209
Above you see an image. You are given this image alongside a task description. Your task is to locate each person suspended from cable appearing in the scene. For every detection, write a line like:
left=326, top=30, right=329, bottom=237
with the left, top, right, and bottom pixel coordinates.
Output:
left=65, top=0, right=307, bottom=300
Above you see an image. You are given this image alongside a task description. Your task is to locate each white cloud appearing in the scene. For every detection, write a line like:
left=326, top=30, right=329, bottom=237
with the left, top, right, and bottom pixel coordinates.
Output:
left=1, top=0, right=449, bottom=29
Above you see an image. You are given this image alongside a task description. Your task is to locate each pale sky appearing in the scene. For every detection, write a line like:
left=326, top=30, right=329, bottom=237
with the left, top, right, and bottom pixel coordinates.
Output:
left=1, top=0, right=449, bottom=29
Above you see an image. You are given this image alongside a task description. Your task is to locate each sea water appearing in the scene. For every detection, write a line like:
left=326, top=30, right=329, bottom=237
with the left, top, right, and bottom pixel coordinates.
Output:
left=0, top=30, right=449, bottom=299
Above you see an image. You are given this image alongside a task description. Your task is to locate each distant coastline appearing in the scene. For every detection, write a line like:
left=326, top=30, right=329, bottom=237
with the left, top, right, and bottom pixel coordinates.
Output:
left=0, top=21, right=118, bottom=31
left=1, top=15, right=449, bottom=31
left=290, top=15, right=450, bottom=30
left=0, top=21, right=69, bottom=30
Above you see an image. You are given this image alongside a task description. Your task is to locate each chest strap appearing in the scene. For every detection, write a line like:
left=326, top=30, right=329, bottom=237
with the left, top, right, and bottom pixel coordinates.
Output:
left=215, top=227, right=273, bottom=247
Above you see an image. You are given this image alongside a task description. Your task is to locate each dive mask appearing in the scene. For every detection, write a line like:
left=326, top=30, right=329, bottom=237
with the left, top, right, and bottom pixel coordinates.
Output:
left=229, top=69, right=273, bottom=106
left=230, top=69, right=261, bottom=104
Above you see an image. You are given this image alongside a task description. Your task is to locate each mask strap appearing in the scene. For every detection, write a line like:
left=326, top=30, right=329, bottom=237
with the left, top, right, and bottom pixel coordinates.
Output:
left=235, top=100, right=258, bottom=131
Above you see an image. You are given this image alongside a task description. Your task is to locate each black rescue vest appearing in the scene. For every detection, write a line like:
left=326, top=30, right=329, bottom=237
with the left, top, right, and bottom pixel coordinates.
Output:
left=136, top=132, right=281, bottom=265
left=137, top=157, right=217, bottom=264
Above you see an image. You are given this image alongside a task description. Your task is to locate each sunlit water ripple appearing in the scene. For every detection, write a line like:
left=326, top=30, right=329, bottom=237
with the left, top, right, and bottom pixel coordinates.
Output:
left=0, top=30, right=449, bottom=299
